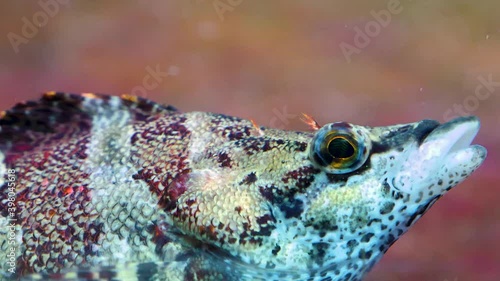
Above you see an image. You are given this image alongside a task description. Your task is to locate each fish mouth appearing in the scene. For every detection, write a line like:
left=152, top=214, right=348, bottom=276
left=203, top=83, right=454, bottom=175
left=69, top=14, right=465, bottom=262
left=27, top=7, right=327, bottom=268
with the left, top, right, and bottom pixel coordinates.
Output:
left=421, top=116, right=486, bottom=158
left=416, top=116, right=487, bottom=193
left=389, top=116, right=487, bottom=197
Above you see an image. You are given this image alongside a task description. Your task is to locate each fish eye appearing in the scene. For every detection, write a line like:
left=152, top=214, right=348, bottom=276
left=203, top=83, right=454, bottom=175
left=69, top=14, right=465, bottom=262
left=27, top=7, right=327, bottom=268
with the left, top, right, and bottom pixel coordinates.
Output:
left=310, top=122, right=371, bottom=174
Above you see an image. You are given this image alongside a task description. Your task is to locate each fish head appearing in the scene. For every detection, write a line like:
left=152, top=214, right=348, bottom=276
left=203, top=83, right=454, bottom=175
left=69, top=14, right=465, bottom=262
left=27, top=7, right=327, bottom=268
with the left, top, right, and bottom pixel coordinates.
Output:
left=172, top=114, right=486, bottom=280
left=296, top=115, right=486, bottom=278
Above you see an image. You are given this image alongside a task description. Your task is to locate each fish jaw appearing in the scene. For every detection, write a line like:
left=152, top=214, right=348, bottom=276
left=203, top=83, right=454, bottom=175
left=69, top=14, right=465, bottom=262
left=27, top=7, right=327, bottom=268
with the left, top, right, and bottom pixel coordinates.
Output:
left=363, top=116, right=487, bottom=241
left=385, top=116, right=486, bottom=200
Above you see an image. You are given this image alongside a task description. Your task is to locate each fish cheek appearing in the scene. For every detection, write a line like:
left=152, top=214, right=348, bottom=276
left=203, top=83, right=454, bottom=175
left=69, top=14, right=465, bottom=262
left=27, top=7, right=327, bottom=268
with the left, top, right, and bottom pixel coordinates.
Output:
left=304, top=184, right=372, bottom=233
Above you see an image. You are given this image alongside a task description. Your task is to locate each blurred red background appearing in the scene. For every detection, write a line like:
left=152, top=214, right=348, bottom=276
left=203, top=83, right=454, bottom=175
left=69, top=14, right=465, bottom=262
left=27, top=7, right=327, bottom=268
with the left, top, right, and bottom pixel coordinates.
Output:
left=0, top=1, right=498, bottom=280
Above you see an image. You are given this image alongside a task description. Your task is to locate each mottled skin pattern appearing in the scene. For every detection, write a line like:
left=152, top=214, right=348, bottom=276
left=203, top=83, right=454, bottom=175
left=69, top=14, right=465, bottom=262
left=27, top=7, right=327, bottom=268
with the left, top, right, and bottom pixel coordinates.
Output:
left=0, top=92, right=486, bottom=281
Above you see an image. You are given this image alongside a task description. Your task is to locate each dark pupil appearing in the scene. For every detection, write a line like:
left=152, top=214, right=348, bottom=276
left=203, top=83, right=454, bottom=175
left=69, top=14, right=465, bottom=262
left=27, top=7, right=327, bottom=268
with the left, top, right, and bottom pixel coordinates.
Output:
left=328, top=137, right=355, bottom=159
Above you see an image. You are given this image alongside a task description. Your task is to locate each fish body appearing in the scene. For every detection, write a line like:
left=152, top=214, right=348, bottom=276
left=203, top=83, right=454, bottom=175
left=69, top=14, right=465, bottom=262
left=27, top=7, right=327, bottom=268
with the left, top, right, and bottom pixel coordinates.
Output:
left=0, top=92, right=487, bottom=280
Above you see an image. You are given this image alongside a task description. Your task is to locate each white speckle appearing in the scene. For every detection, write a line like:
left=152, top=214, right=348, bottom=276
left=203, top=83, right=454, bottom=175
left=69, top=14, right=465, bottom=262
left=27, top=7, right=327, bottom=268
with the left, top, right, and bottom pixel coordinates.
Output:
left=486, top=34, right=490, bottom=39
left=118, top=239, right=130, bottom=256
left=419, top=87, right=423, bottom=92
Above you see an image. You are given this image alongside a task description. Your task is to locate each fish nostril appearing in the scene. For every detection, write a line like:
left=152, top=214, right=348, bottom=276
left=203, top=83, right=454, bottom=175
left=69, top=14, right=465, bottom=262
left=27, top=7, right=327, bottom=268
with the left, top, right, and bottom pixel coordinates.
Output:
left=414, top=120, right=440, bottom=145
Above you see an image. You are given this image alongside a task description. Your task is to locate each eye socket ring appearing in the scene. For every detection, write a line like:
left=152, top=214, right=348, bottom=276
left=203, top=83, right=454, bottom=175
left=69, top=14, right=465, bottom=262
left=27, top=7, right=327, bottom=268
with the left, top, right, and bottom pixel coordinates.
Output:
left=310, top=122, right=371, bottom=174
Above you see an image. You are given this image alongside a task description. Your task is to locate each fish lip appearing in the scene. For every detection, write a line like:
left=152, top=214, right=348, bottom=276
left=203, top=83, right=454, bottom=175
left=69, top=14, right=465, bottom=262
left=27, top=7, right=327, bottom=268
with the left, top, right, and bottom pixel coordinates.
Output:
left=388, top=116, right=485, bottom=200
left=421, top=116, right=481, bottom=155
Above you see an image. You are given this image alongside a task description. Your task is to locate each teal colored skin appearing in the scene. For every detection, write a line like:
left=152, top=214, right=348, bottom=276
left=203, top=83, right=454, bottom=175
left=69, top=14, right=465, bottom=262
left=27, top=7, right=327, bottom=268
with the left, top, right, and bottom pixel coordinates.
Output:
left=0, top=93, right=486, bottom=281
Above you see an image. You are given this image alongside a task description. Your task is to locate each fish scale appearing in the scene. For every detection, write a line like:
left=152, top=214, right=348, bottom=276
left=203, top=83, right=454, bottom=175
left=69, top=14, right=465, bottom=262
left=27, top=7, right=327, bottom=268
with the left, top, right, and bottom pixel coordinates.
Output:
left=0, top=92, right=487, bottom=280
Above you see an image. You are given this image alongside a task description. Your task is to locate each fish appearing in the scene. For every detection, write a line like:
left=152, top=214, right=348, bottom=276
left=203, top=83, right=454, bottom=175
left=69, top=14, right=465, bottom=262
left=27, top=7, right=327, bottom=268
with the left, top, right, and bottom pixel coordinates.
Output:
left=0, top=92, right=487, bottom=281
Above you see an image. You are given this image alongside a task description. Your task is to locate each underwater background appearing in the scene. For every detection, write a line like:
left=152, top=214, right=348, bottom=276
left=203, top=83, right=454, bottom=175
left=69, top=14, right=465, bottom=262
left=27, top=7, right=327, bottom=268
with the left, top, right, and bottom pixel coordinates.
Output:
left=0, top=1, right=498, bottom=280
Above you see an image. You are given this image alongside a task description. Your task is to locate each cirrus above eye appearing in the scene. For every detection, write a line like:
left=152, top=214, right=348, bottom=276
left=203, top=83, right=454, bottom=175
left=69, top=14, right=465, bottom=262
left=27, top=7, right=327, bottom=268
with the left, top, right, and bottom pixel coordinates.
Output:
left=310, top=122, right=371, bottom=174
